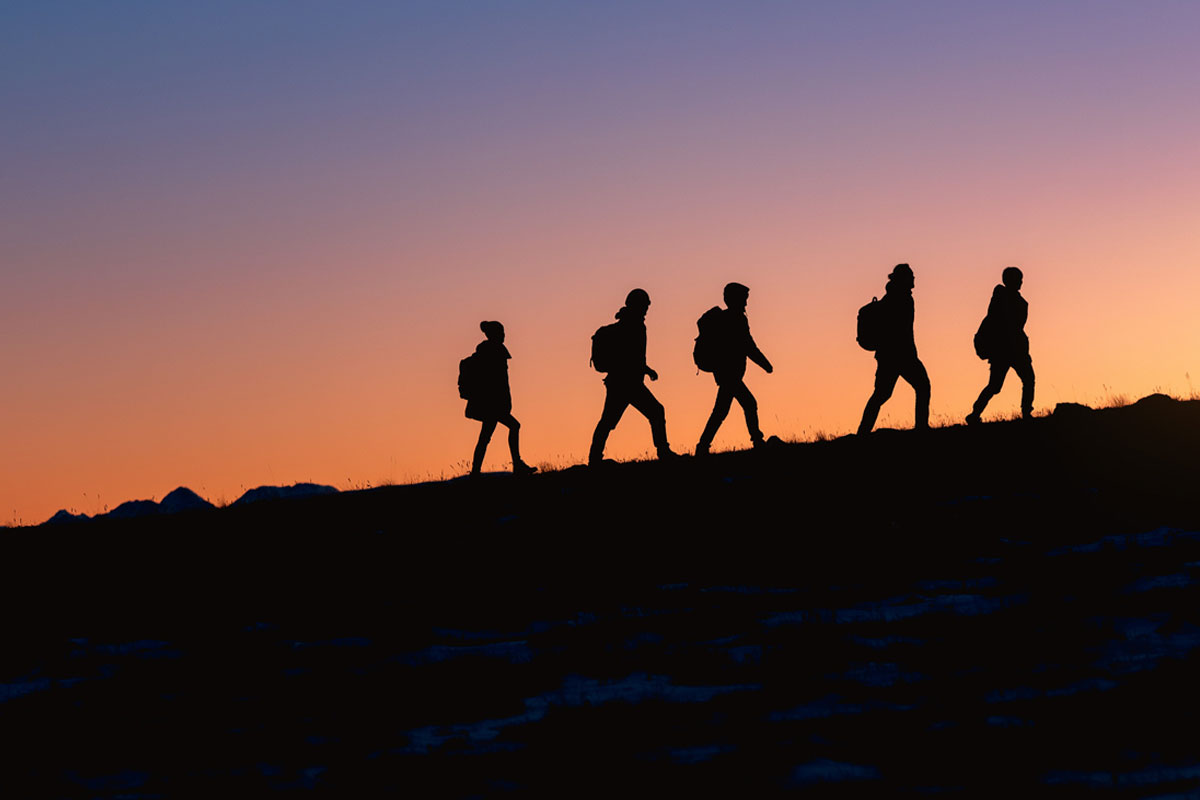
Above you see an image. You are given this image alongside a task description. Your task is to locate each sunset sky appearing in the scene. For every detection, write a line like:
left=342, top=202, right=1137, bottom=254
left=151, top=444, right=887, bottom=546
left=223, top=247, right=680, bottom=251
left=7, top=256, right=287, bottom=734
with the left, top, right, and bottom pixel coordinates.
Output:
left=3, top=2, right=1199, bottom=524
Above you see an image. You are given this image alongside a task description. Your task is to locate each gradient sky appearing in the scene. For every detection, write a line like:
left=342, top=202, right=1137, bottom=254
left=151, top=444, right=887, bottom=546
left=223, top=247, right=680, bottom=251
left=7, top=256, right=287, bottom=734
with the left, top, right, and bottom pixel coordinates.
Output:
left=3, top=2, right=1199, bottom=524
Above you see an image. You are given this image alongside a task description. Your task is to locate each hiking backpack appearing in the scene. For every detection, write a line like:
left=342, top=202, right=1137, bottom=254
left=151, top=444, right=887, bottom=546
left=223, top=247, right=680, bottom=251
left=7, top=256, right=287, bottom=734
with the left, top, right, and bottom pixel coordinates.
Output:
left=590, top=323, right=621, bottom=373
left=973, top=315, right=996, bottom=360
left=856, top=296, right=883, bottom=351
left=693, top=306, right=725, bottom=372
left=457, top=353, right=482, bottom=400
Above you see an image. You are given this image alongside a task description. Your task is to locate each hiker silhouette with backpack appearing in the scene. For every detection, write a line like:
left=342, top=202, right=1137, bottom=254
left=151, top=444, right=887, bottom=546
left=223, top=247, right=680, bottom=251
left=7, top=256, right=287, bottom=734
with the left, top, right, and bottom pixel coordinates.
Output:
left=694, top=282, right=774, bottom=455
left=459, top=321, right=536, bottom=476
left=966, top=266, right=1034, bottom=424
left=588, top=288, right=679, bottom=466
left=856, top=263, right=931, bottom=435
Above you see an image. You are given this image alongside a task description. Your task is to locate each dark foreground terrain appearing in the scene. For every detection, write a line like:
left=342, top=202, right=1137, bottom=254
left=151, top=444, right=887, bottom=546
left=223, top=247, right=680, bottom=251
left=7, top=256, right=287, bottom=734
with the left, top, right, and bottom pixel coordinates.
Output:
left=5, top=395, right=1200, bottom=796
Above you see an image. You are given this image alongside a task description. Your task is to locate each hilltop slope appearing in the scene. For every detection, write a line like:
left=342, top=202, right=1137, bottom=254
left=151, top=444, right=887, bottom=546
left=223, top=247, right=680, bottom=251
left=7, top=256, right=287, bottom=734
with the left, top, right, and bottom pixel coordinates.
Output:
left=3, top=395, right=1200, bottom=795
left=9, top=394, right=1200, bottom=605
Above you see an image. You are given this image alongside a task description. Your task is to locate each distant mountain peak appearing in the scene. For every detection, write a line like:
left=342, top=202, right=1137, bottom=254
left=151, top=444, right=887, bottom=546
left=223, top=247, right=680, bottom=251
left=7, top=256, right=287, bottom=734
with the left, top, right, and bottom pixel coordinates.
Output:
left=45, top=509, right=91, bottom=525
left=233, top=483, right=339, bottom=507
left=160, top=487, right=215, bottom=514
left=105, top=499, right=161, bottom=520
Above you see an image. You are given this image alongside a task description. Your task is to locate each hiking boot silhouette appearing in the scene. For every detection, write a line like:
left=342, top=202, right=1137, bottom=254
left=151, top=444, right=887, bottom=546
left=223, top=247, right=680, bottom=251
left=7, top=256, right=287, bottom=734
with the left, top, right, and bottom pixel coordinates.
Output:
left=513, top=461, right=537, bottom=475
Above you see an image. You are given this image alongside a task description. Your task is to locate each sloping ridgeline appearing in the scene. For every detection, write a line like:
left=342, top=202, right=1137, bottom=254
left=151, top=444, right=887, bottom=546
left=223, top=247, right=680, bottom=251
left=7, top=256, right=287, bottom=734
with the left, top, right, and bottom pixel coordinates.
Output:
left=4, top=394, right=1200, bottom=795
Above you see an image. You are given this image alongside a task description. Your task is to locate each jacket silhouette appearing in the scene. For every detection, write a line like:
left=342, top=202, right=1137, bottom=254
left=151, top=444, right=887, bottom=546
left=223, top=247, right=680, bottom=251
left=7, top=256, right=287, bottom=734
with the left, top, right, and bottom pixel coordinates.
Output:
left=589, top=289, right=677, bottom=465
left=858, top=264, right=931, bottom=434
left=696, top=282, right=773, bottom=455
left=466, top=321, right=535, bottom=475
left=465, top=338, right=512, bottom=423
left=967, top=267, right=1034, bottom=423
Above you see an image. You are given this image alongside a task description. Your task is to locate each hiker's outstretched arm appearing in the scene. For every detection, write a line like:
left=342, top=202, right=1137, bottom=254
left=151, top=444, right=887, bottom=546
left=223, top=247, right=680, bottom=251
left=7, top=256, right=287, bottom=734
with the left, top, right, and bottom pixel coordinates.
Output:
left=747, top=335, right=772, bottom=373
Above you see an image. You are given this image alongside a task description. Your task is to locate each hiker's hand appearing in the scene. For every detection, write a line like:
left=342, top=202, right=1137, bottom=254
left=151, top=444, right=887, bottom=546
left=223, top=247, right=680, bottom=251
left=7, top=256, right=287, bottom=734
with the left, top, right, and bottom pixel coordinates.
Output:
left=764, top=361, right=774, bottom=374
left=646, top=368, right=659, bottom=381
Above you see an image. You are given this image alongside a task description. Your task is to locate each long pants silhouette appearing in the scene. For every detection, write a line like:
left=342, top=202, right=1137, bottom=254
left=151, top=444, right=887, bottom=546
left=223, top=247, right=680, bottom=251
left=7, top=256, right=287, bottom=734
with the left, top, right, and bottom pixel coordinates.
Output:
left=859, top=355, right=930, bottom=434
left=473, top=414, right=521, bottom=473
left=698, top=376, right=761, bottom=448
left=972, top=355, right=1034, bottom=418
left=590, top=381, right=669, bottom=462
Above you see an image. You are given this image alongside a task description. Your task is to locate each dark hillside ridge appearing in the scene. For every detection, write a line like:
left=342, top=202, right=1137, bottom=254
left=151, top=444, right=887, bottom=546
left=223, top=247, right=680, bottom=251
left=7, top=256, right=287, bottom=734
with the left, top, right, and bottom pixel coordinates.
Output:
left=25, top=393, right=1200, bottom=548
left=4, top=394, right=1200, bottom=795
left=10, top=394, right=1200, bottom=610
left=28, top=392, right=1200, bottom=530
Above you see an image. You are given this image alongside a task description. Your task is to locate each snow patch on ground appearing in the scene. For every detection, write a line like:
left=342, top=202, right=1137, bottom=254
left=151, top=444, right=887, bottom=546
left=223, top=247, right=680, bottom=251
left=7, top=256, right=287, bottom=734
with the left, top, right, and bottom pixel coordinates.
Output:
left=397, top=640, right=534, bottom=666
left=986, top=678, right=1119, bottom=704
left=1048, top=528, right=1200, bottom=556
left=765, top=592, right=1026, bottom=626
left=788, top=759, right=881, bottom=785
left=394, top=673, right=760, bottom=755
left=1045, top=764, right=1200, bottom=788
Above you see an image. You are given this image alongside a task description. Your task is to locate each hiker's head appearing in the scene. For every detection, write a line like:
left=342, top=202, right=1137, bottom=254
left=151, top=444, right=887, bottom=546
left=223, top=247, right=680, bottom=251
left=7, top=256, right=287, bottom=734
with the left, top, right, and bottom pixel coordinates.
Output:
left=889, top=263, right=914, bottom=289
left=480, top=320, right=505, bottom=342
left=625, top=288, right=650, bottom=310
left=1002, top=266, right=1023, bottom=290
left=617, top=288, right=651, bottom=320
left=723, top=282, right=750, bottom=310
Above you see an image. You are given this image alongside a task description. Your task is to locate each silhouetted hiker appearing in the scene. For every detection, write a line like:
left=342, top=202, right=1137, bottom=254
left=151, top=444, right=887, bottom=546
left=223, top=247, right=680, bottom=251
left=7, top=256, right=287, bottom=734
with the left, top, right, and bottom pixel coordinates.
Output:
left=694, top=282, right=774, bottom=455
left=857, top=263, right=931, bottom=434
left=967, top=266, right=1034, bottom=424
left=589, top=289, right=678, bottom=465
left=459, top=321, right=536, bottom=475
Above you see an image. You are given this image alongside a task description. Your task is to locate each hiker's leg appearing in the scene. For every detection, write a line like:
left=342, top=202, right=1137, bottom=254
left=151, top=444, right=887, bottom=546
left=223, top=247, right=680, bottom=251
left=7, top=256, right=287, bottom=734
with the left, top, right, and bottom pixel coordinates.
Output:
left=698, top=383, right=734, bottom=450
left=499, top=414, right=523, bottom=465
left=473, top=419, right=498, bottom=474
left=858, top=361, right=900, bottom=435
left=629, top=384, right=671, bottom=455
left=590, top=386, right=628, bottom=463
left=971, top=360, right=1009, bottom=418
left=1014, top=356, right=1035, bottom=417
left=732, top=379, right=762, bottom=444
left=903, top=358, right=931, bottom=429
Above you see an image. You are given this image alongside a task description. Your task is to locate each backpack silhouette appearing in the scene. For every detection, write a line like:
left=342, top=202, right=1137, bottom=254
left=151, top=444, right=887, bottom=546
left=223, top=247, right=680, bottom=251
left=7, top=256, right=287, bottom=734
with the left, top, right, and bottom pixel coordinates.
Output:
left=693, top=306, right=725, bottom=372
left=590, top=322, right=622, bottom=373
left=973, top=315, right=996, bottom=360
left=856, top=296, right=883, bottom=351
left=458, top=352, right=482, bottom=399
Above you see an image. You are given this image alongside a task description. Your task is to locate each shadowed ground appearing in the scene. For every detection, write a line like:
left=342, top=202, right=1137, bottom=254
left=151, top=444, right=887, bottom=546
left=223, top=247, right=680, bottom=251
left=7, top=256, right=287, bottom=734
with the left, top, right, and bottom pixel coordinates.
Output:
left=4, top=395, right=1200, bottom=796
